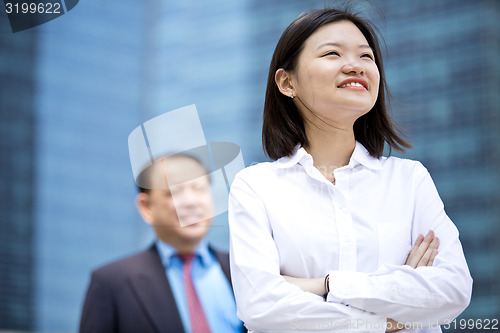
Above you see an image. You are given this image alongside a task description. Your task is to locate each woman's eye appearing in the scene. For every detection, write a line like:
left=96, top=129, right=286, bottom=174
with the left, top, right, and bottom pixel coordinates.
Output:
left=361, top=53, right=374, bottom=60
left=324, top=51, right=340, bottom=57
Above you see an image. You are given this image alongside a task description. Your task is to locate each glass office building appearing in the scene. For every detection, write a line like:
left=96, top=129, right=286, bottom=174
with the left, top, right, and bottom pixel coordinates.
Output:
left=0, top=12, right=36, bottom=331
left=0, top=0, right=498, bottom=331
left=377, top=0, right=499, bottom=319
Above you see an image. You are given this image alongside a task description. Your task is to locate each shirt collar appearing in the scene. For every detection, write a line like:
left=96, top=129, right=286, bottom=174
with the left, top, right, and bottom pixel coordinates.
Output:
left=276, top=145, right=311, bottom=169
left=155, top=238, right=213, bottom=268
left=349, top=141, right=383, bottom=170
left=276, top=141, right=382, bottom=171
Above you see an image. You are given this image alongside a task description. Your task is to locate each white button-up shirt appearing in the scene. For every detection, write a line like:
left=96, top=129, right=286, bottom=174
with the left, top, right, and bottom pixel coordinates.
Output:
left=228, top=142, right=472, bottom=332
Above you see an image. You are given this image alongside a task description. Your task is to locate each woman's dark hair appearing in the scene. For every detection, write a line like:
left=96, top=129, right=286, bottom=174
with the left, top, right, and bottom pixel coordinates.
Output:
left=262, top=6, right=411, bottom=160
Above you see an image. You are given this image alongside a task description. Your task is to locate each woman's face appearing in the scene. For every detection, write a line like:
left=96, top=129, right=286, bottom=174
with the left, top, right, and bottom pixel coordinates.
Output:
left=290, top=20, right=380, bottom=128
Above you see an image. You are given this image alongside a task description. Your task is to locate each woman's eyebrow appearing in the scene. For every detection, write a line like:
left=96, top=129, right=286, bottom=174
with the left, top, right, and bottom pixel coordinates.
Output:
left=359, top=44, right=373, bottom=50
left=316, top=42, right=373, bottom=50
left=316, top=42, right=341, bottom=50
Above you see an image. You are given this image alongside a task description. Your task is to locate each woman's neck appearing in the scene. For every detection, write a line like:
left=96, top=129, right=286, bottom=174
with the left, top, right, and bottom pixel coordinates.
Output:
left=303, top=126, right=356, bottom=183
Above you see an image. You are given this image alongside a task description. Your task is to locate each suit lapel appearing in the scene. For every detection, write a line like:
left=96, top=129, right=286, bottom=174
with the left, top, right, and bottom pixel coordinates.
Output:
left=126, top=244, right=245, bottom=333
left=210, top=246, right=232, bottom=283
left=127, top=245, right=184, bottom=333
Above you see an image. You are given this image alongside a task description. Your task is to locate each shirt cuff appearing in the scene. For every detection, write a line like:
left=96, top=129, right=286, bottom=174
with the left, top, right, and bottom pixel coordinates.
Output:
left=326, top=271, right=388, bottom=332
left=327, top=270, right=382, bottom=318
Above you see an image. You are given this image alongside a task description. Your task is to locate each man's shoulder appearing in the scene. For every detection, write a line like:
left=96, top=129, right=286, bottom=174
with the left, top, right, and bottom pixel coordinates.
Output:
left=92, top=245, right=159, bottom=278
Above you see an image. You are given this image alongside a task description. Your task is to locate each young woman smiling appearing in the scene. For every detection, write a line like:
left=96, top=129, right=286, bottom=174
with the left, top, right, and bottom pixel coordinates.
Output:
left=228, top=7, right=472, bottom=333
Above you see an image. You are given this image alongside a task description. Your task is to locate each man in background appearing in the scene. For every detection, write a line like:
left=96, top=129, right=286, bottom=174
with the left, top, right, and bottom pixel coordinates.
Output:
left=79, top=154, right=244, bottom=333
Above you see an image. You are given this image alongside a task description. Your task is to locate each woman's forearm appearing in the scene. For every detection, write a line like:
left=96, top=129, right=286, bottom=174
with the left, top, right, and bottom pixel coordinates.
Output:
left=282, top=276, right=325, bottom=296
left=282, top=230, right=438, bottom=296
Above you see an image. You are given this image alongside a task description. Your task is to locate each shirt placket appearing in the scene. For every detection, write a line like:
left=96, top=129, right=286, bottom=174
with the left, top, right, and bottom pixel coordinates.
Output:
left=331, top=168, right=357, bottom=272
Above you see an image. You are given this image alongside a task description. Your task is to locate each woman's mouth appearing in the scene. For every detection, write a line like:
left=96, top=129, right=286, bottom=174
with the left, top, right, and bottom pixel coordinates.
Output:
left=337, top=78, right=368, bottom=90
left=339, top=82, right=364, bottom=88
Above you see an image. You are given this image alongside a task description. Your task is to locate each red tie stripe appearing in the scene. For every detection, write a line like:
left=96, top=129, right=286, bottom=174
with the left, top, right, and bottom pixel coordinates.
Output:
left=178, top=253, right=211, bottom=333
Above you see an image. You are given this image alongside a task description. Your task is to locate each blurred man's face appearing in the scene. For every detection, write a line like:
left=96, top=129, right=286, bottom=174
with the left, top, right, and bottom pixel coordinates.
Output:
left=137, top=156, right=213, bottom=250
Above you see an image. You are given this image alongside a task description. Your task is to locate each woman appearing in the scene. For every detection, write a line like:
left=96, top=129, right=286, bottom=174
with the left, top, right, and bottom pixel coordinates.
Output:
left=228, top=7, right=472, bottom=333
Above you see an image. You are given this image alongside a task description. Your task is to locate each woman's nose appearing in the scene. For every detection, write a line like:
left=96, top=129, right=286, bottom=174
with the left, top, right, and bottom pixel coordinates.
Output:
left=342, top=59, right=364, bottom=75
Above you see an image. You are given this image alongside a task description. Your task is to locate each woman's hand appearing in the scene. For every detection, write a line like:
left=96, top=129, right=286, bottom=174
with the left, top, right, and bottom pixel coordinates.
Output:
left=405, top=230, right=439, bottom=268
left=386, top=318, right=403, bottom=332
left=387, top=230, right=439, bottom=331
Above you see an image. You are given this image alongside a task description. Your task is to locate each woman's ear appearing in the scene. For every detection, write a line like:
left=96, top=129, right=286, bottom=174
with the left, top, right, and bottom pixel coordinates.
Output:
left=136, top=192, right=154, bottom=226
left=275, top=68, right=296, bottom=98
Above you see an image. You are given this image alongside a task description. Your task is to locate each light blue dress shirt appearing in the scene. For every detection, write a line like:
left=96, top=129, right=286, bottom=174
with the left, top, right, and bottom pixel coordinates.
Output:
left=156, top=239, right=242, bottom=333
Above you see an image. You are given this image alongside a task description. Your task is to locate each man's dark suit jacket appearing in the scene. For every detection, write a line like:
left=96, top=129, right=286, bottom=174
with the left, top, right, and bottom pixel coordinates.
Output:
left=79, top=244, right=245, bottom=333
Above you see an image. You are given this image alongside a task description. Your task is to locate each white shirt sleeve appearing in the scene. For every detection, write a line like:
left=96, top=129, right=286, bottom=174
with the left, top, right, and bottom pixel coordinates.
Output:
left=327, top=162, right=473, bottom=325
left=229, top=171, right=387, bottom=333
